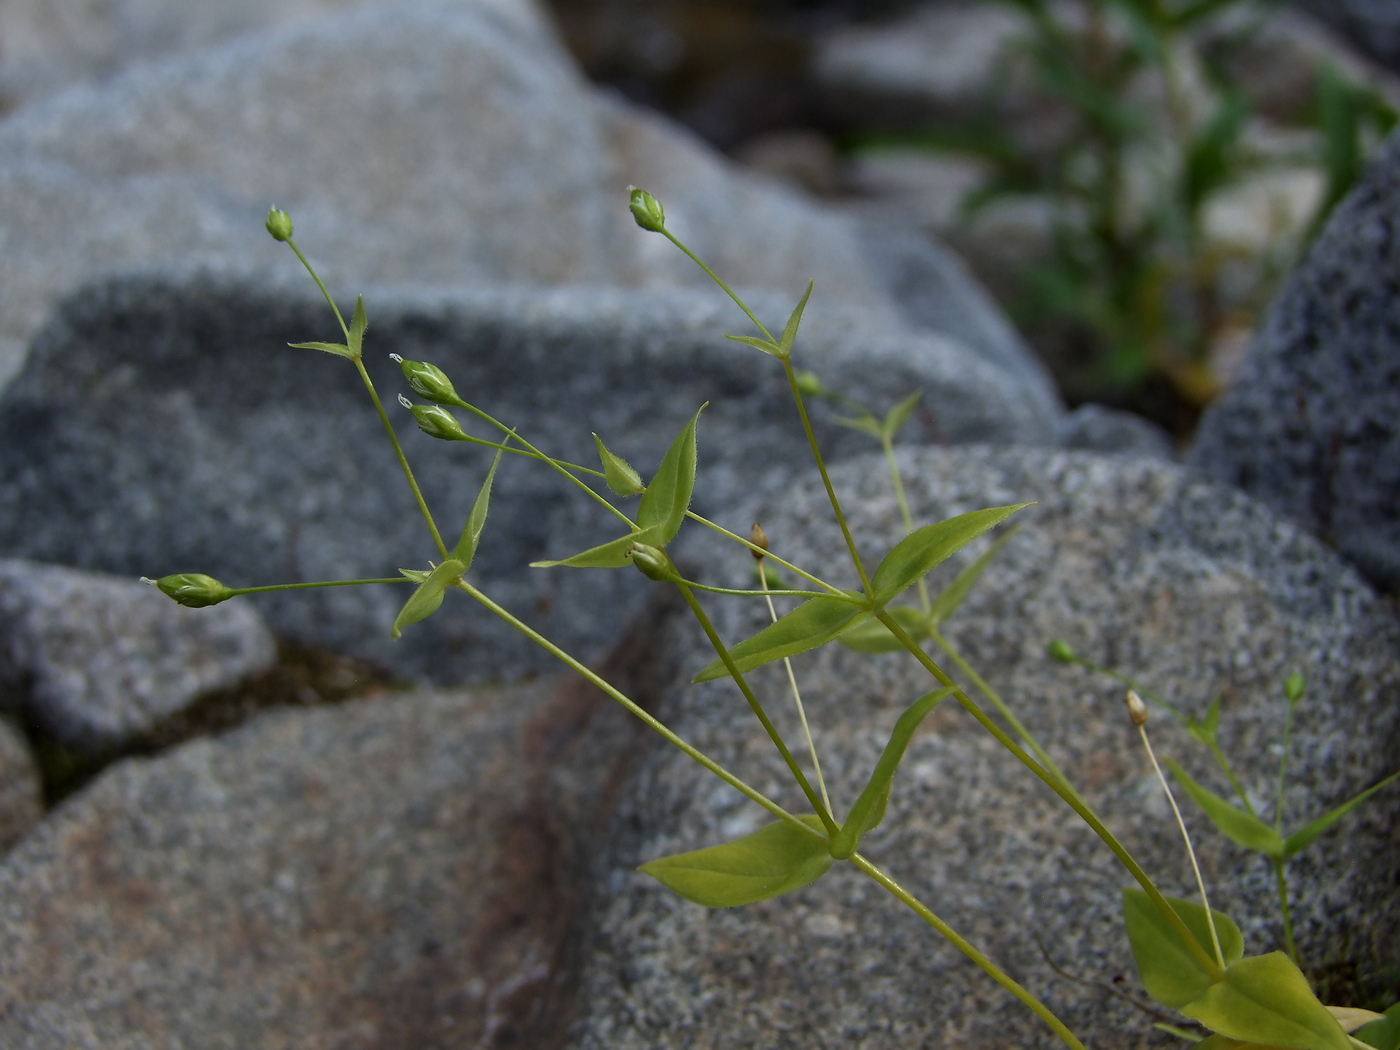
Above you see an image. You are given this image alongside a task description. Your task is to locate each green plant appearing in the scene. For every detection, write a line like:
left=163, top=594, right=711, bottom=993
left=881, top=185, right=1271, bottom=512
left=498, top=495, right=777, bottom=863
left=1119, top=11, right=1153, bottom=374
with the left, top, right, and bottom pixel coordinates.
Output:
left=145, top=195, right=1378, bottom=1047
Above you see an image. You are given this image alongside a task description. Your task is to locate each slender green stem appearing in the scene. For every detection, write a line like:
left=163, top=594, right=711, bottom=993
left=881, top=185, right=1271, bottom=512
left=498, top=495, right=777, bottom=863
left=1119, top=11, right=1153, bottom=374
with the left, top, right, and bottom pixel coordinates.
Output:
left=676, top=582, right=838, bottom=835
left=1207, top=739, right=1256, bottom=815
left=877, top=610, right=1223, bottom=979
left=662, top=230, right=777, bottom=343
left=881, top=434, right=931, bottom=613
left=782, top=360, right=873, bottom=598
left=929, top=626, right=1085, bottom=807
left=447, top=431, right=605, bottom=477
left=850, top=854, right=1086, bottom=1050
left=1272, top=857, right=1299, bottom=964
left=453, top=578, right=819, bottom=840
left=1276, top=698, right=1297, bottom=833
left=229, top=577, right=408, bottom=595
left=760, top=565, right=832, bottom=816
left=449, top=397, right=636, bottom=530
left=675, top=579, right=845, bottom=601
left=287, top=239, right=350, bottom=339
left=684, top=512, right=847, bottom=597
left=356, top=357, right=449, bottom=559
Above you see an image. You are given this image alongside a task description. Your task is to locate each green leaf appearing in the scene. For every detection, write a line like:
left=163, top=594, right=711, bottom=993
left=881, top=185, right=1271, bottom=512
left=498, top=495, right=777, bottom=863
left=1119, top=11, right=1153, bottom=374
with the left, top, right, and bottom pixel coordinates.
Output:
left=398, top=567, right=430, bottom=584
left=693, top=592, right=869, bottom=682
left=1123, top=890, right=1242, bottom=1009
left=347, top=294, right=368, bottom=358
left=638, top=815, right=831, bottom=907
left=531, top=526, right=661, bottom=570
left=391, top=558, right=465, bottom=639
left=927, top=525, right=1018, bottom=626
left=1282, top=768, right=1400, bottom=858
left=636, top=405, right=704, bottom=545
left=832, top=413, right=882, bottom=437
left=871, top=504, right=1032, bottom=605
left=1193, top=1037, right=1293, bottom=1050
left=837, top=605, right=929, bottom=653
left=453, top=440, right=508, bottom=568
left=287, top=340, right=354, bottom=359
left=1332, top=1008, right=1388, bottom=1035
left=724, top=333, right=782, bottom=356
left=880, top=390, right=922, bottom=443
left=1166, top=759, right=1286, bottom=858
left=1356, top=1003, right=1400, bottom=1050
left=592, top=433, right=645, bottom=496
left=777, top=279, right=814, bottom=356
left=1182, top=953, right=1351, bottom=1050
left=829, top=686, right=955, bottom=859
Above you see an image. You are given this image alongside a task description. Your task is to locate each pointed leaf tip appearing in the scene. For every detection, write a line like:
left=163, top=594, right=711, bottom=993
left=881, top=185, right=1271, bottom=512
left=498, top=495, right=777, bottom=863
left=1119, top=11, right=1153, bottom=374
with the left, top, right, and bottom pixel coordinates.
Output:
left=348, top=294, right=368, bottom=358
left=391, top=559, right=465, bottom=639
left=872, top=504, right=1032, bottom=605
left=636, top=405, right=704, bottom=545
left=694, top=592, right=868, bottom=682
left=639, top=815, right=831, bottom=907
left=777, top=279, right=814, bottom=356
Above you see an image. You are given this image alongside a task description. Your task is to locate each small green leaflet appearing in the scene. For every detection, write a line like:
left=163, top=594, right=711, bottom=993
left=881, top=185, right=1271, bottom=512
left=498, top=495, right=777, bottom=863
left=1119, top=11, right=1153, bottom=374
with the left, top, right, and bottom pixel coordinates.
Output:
left=1280, top=768, right=1400, bottom=858
left=777, top=279, right=814, bottom=356
left=1182, top=953, right=1351, bottom=1050
left=693, top=592, right=869, bottom=682
left=391, top=559, right=465, bottom=639
left=592, top=433, right=645, bottom=496
left=453, top=440, right=508, bottom=568
left=639, top=815, right=831, bottom=907
left=1123, top=890, right=1241, bottom=1009
left=829, top=686, right=955, bottom=859
left=1356, top=1003, right=1400, bottom=1050
left=838, top=605, right=928, bottom=653
left=347, top=295, right=368, bottom=358
left=927, top=524, right=1018, bottom=626
left=635, top=405, right=704, bottom=545
left=1186, top=694, right=1224, bottom=747
left=287, top=340, right=354, bottom=359
left=881, top=390, right=922, bottom=442
left=871, top=505, right=1031, bottom=605
left=531, top=526, right=662, bottom=569
left=724, top=333, right=782, bottom=356
left=1165, top=759, right=1285, bottom=858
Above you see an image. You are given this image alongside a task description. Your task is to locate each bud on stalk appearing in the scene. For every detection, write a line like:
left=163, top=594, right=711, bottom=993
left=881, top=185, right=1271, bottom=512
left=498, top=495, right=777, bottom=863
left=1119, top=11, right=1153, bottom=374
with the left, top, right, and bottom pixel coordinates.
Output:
left=147, top=573, right=233, bottom=608
left=264, top=207, right=294, bottom=242
left=628, top=187, right=666, bottom=233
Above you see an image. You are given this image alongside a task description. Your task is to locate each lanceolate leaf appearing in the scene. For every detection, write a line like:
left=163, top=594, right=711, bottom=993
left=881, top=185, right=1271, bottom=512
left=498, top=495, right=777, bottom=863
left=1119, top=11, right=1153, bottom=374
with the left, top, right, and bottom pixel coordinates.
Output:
left=347, top=294, right=368, bottom=358
left=927, top=525, right=1018, bottom=626
left=1356, top=1003, right=1400, bottom=1050
left=453, top=441, right=508, bottom=568
left=287, top=340, right=354, bottom=359
left=592, top=433, right=645, bottom=496
left=391, top=558, right=465, bottom=639
left=778, top=279, right=814, bottom=356
left=724, top=333, right=781, bottom=356
left=837, top=605, right=929, bottom=653
left=871, top=505, right=1032, bottom=605
left=1282, top=769, right=1400, bottom=858
left=639, top=815, right=831, bottom=907
left=1123, top=890, right=1242, bottom=1009
left=829, top=686, right=955, bottom=859
left=693, top=592, right=869, bottom=682
left=881, top=390, right=922, bottom=442
left=1182, top=953, right=1351, bottom=1050
left=832, top=413, right=882, bottom=437
left=531, top=526, right=660, bottom=569
left=636, top=405, right=704, bottom=545
left=1165, top=758, right=1285, bottom=858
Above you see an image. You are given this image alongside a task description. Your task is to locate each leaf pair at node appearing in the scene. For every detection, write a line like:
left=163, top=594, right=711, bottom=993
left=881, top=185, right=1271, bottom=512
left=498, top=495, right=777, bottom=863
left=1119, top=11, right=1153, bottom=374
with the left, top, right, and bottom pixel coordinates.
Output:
left=723, top=280, right=812, bottom=360
left=288, top=295, right=368, bottom=360
left=831, top=389, right=923, bottom=446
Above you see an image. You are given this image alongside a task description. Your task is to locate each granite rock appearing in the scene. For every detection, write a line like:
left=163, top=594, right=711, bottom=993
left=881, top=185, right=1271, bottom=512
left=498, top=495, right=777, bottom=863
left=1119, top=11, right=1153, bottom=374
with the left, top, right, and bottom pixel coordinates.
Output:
left=1299, top=0, right=1400, bottom=74
left=0, top=718, right=41, bottom=855
left=1057, top=402, right=1175, bottom=460
left=0, top=272, right=1057, bottom=686
left=570, top=445, right=1400, bottom=1049
left=1190, top=128, right=1400, bottom=592
left=0, top=559, right=277, bottom=754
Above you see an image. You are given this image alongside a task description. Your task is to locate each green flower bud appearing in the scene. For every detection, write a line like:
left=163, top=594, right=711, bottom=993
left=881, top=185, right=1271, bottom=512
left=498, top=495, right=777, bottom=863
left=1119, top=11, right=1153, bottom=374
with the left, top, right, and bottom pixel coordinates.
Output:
left=265, top=207, right=294, bottom=242
left=1047, top=638, right=1076, bottom=664
left=400, top=397, right=466, bottom=441
left=147, top=573, right=233, bottom=608
left=628, top=186, right=666, bottom=233
left=391, top=354, right=462, bottom=405
left=1284, top=671, right=1305, bottom=703
left=793, top=369, right=823, bottom=397
left=630, top=542, right=677, bottom=582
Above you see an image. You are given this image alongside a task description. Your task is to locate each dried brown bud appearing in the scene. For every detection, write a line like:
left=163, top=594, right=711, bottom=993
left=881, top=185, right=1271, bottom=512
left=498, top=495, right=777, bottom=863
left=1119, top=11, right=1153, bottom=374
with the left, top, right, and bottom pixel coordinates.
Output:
left=1125, top=689, right=1149, bottom=726
left=749, top=522, right=769, bottom=559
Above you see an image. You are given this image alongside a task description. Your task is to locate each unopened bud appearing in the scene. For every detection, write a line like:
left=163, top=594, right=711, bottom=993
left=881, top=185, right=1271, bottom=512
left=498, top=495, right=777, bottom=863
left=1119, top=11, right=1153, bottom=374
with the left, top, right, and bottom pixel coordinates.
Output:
left=265, top=207, right=293, bottom=242
left=749, top=522, right=769, bottom=559
left=148, top=573, right=233, bottom=608
left=1047, top=638, right=1076, bottom=664
left=629, top=542, right=677, bottom=582
left=628, top=186, right=666, bottom=233
left=1284, top=671, right=1305, bottom=703
left=1125, top=689, right=1149, bottom=726
left=407, top=402, right=467, bottom=441
left=793, top=369, right=823, bottom=397
left=393, top=355, right=462, bottom=405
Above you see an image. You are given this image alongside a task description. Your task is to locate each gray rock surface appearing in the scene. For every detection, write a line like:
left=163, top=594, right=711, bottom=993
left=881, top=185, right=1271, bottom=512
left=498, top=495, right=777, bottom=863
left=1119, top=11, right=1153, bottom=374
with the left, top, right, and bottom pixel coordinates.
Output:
left=572, top=446, right=1400, bottom=1049
left=1057, top=403, right=1175, bottom=460
left=1189, top=129, right=1400, bottom=592
left=0, top=718, right=41, bottom=854
left=1299, top=0, right=1400, bottom=74
left=0, top=272, right=1059, bottom=685
left=0, top=559, right=277, bottom=753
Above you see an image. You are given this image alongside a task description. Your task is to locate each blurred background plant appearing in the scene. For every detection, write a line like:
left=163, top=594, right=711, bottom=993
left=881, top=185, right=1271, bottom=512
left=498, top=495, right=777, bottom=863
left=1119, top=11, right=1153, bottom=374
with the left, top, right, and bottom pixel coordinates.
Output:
left=543, top=0, right=1400, bottom=438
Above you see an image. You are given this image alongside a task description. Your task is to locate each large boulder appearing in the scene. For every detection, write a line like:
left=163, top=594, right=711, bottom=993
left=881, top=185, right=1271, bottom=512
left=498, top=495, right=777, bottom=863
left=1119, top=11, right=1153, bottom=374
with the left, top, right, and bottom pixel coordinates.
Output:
left=568, top=445, right=1400, bottom=1049
left=0, top=272, right=1057, bottom=685
left=1190, top=129, right=1400, bottom=592
left=0, top=559, right=277, bottom=754
left=0, top=718, right=41, bottom=855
